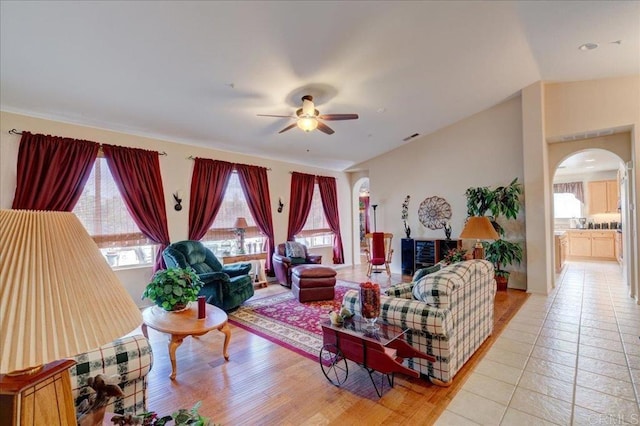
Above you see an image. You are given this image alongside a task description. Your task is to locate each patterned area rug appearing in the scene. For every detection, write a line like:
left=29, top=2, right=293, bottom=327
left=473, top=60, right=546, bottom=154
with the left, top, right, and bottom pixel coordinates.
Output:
left=228, top=281, right=360, bottom=361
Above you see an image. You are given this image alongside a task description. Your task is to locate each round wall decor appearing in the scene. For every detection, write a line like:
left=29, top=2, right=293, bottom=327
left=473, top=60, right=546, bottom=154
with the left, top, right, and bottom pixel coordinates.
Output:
left=418, top=196, right=452, bottom=229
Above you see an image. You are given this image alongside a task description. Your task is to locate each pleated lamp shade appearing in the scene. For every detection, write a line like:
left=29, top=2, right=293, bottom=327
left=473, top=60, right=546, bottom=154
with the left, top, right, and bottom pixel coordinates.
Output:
left=0, top=209, right=142, bottom=374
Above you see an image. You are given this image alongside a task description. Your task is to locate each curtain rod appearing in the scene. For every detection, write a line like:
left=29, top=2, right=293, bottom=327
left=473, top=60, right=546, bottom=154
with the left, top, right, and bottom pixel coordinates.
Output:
left=186, top=155, right=271, bottom=171
left=8, top=129, right=167, bottom=156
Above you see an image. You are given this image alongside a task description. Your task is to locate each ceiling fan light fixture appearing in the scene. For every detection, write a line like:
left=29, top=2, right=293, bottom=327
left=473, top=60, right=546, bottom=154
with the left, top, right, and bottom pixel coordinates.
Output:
left=297, top=116, right=318, bottom=132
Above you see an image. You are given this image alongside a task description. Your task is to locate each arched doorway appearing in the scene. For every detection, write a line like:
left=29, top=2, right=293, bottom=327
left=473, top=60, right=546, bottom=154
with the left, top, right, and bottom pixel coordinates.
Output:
left=352, top=177, right=370, bottom=266
left=548, top=133, right=635, bottom=296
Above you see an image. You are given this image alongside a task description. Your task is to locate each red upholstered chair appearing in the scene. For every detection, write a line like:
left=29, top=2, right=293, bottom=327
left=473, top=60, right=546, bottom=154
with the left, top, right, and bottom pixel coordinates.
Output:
left=364, top=232, right=393, bottom=277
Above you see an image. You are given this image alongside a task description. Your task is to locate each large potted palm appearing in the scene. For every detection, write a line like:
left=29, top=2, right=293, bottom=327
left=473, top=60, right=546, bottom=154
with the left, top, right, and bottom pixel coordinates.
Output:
left=465, top=178, right=524, bottom=290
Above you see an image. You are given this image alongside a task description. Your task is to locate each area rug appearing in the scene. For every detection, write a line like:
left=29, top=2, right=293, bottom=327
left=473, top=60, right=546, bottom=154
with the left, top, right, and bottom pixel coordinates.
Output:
left=228, top=280, right=360, bottom=361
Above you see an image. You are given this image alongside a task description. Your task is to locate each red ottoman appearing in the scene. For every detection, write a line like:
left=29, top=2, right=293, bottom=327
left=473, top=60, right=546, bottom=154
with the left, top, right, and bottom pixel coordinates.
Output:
left=291, top=265, right=337, bottom=302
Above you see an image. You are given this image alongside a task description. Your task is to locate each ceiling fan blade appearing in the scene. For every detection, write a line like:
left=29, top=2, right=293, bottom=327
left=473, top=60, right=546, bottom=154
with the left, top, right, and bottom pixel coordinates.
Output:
left=278, top=123, right=298, bottom=134
left=317, top=121, right=335, bottom=135
left=257, top=114, right=295, bottom=118
left=317, top=114, right=359, bottom=121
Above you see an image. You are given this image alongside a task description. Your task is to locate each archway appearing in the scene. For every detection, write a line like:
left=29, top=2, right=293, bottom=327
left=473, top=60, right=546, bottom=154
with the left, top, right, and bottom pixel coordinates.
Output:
left=352, top=177, right=369, bottom=266
left=548, top=132, right=635, bottom=296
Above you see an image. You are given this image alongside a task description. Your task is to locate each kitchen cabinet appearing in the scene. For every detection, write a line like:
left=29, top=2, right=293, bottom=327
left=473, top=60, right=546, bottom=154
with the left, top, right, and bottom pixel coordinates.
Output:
left=568, top=231, right=592, bottom=257
left=567, top=230, right=616, bottom=260
left=588, top=180, right=619, bottom=214
left=554, top=233, right=568, bottom=273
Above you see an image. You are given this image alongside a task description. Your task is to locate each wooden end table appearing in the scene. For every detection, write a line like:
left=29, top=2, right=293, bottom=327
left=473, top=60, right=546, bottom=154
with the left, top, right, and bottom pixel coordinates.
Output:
left=141, top=304, right=230, bottom=380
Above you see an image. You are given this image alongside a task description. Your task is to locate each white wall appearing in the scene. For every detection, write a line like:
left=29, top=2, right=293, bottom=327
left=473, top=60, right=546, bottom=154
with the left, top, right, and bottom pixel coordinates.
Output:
left=0, top=111, right=354, bottom=306
left=350, top=96, right=527, bottom=289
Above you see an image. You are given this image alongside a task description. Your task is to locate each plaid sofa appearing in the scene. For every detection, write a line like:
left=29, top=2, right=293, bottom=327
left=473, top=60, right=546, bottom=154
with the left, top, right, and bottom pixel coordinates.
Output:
left=69, top=334, right=153, bottom=415
left=342, top=260, right=495, bottom=384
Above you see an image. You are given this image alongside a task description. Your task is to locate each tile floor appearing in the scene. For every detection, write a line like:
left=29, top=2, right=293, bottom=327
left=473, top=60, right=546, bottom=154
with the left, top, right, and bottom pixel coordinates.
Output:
left=436, top=260, right=640, bottom=425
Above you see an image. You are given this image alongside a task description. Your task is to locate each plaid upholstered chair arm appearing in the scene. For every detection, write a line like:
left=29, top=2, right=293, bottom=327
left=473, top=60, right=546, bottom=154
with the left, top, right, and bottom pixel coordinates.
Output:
left=69, top=335, right=153, bottom=415
left=342, top=289, right=453, bottom=338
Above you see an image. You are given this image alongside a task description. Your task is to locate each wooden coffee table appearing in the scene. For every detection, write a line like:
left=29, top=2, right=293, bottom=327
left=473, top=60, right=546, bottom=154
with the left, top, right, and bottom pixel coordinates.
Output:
left=141, top=304, right=230, bottom=379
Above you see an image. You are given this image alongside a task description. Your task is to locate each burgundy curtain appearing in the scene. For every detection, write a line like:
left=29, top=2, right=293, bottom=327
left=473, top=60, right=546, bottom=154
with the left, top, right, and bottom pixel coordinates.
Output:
left=102, top=144, right=170, bottom=272
left=188, top=159, right=234, bottom=240
left=318, top=176, right=345, bottom=264
left=361, top=196, right=371, bottom=234
left=236, top=164, right=276, bottom=274
left=12, top=131, right=99, bottom=211
left=287, top=172, right=316, bottom=241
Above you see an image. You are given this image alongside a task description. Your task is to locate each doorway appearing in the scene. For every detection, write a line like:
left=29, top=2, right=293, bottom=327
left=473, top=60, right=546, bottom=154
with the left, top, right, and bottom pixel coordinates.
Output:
left=353, top=177, right=370, bottom=265
left=548, top=132, right=634, bottom=297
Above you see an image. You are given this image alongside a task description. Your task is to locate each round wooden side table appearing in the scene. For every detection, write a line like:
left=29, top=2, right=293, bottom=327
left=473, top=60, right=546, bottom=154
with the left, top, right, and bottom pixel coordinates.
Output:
left=141, top=303, right=230, bottom=379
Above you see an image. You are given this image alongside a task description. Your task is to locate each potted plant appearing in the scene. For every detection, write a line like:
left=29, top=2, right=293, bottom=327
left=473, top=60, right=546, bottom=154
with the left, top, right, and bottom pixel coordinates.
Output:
left=142, top=267, right=204, bottom=311
left=483, top=239, right=523, bottom=290
left=465, top=178, right=524, bottom=290
left=442, top=247, right=467, bottom=265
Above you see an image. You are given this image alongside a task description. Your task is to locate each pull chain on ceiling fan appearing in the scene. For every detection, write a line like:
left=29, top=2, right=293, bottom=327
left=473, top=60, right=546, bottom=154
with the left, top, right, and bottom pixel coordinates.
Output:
left=257, top=95, right=358, bottom=135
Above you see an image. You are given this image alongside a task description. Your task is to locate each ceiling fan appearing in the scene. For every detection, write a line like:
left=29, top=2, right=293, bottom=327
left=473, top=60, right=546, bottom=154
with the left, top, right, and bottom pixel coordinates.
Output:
left=257, top=95, right=358, bottom=135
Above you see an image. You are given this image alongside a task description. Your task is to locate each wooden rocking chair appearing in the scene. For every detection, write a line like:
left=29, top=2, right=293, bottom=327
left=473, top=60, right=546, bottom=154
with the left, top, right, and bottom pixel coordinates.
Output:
left=364, top=232, right=393, bottom=277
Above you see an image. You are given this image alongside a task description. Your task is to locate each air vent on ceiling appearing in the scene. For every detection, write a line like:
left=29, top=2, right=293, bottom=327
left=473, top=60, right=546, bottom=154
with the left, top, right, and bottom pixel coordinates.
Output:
left=402, top=133, right=420, bottom=142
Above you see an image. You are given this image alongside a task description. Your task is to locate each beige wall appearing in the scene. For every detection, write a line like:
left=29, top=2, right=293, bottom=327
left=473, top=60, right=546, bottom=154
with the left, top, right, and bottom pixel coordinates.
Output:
left=0, top=111, right=354, bottom=306
left=541, top=76, right=639, bottom=301
left=350, top=96, right=527, bottom=289
left=518, top=76, right=639, bottom=299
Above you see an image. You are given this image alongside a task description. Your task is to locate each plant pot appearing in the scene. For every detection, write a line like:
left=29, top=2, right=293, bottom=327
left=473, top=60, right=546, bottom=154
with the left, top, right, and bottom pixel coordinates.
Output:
left=495, top=275, right=509, bottom=291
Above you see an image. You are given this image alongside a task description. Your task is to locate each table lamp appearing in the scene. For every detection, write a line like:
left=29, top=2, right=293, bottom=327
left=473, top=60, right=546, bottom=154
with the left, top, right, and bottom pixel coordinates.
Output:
left=0, top=209, right=142, bottom=425
left=459, top=216, right=500, bottom=259
left=233, top=217, right=248, bottom=254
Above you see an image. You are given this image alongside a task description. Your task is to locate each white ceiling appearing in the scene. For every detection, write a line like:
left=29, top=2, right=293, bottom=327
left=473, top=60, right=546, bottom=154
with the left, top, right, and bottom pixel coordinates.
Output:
left=555, top=149, right=623, bottom=177
left=1, top=1, right=638, bottom=171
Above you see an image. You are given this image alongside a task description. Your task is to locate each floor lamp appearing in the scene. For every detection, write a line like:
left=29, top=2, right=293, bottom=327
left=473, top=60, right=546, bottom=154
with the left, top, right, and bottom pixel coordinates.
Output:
left=0, top=210, right=142, bottom=426
left=371, top=204, right=378, bottom=232
left=459, top=216, right=500, bottom=259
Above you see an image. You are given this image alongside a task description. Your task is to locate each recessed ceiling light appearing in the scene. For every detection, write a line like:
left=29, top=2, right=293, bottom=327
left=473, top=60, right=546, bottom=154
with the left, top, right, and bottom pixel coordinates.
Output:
left=585, top=158, right=596, bottom=162
left=579, top=43, right=599, bottom=51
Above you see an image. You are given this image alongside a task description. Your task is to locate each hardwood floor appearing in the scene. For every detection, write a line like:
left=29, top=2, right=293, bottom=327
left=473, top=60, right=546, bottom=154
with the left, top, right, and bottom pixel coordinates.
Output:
left=141, top=264, right=528, bottom=425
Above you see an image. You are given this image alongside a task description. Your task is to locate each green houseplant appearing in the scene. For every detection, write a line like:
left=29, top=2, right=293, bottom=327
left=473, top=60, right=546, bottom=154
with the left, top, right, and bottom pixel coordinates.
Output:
left=142, top=267, right=204, bottom=311
left=465, top=178, right=524, bottom=290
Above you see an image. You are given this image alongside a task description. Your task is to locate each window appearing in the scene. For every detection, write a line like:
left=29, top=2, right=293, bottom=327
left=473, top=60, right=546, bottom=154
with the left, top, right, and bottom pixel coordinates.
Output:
left=295, top=184, right=333, bottom=248
left=554, top=193, right=582, bottom=218
left=202, top=172, right=265, bottom=257
left=73, top=157, right=155, bottom=267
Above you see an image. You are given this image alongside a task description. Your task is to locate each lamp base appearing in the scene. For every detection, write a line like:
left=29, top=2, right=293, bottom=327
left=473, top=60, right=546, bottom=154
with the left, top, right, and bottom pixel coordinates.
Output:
left=473, top=242, right=485, bottom=259
left=0, top=359, right=77, bottom=426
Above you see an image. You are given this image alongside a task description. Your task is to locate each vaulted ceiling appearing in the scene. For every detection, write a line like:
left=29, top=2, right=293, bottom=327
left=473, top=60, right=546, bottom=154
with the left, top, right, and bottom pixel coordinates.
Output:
left=1, top=1, right=638, bottom=171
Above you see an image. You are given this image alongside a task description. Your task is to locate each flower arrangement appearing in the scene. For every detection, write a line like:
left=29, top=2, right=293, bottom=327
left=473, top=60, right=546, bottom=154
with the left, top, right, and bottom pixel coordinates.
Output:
left=442, top=247, right=467, bottom=265
left=401, top=195, right=411, bottom=238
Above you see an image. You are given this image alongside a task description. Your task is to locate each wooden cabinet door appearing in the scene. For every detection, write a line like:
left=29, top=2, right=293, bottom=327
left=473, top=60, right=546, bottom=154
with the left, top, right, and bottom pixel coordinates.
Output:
left=606, top=180, right=619, bottom=212
left=592, top=235, right=615, bottom=259
left=569, top=233, right=591, bottom=257
left=588, top=181, right=608, bottom=214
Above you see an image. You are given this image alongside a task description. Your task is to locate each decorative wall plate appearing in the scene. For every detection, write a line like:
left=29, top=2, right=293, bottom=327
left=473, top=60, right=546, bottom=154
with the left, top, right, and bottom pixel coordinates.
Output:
left=418, top=196, right=452, bottom=229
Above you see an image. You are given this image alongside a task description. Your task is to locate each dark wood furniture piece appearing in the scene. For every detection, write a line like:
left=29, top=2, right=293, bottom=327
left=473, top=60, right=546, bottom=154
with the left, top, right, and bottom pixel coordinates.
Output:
left=319, top=317, right=435, bottom=397
left=401, top=238, right=462, bottom=276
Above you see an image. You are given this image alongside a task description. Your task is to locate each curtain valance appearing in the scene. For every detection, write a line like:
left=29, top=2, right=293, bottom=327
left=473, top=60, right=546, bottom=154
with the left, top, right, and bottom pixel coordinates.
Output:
left=553, top=181, right=584, bottom=203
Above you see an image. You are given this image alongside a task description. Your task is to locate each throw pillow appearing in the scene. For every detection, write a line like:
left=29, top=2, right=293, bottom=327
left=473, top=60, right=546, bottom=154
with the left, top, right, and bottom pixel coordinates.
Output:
left=412, top=263, right=441, bottom=282
left=285, top=241, right=306, bottom=259
left=290, top=256, right=307, bottom=265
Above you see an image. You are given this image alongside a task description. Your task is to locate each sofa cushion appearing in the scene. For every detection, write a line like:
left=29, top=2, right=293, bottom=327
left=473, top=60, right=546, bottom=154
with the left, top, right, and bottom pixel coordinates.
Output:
left=412, top=263, right=441, bottom=282
left=285, top=241, right=306, bottom=258
left=412, top=260, right=480, bottom=308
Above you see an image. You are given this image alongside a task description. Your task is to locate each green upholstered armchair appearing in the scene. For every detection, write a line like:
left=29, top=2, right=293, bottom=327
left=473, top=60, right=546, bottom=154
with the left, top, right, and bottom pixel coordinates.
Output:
left=162, top=240, right=254, bottom=312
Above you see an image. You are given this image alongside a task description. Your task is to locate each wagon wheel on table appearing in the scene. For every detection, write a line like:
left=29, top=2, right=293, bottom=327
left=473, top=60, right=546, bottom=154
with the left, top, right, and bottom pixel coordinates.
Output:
left=319, top=344, right=349, bottom=386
